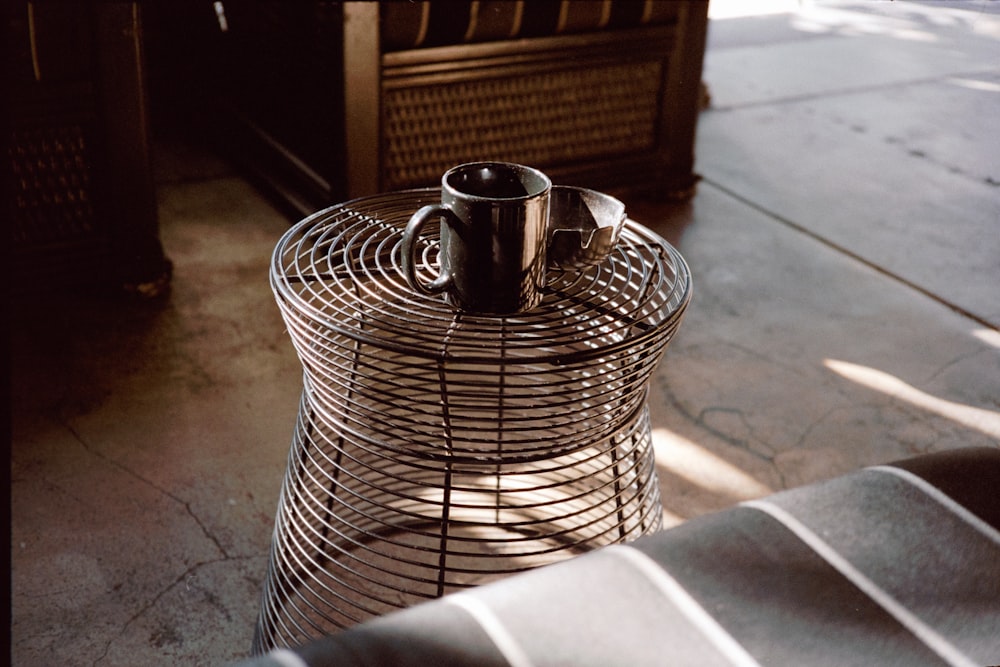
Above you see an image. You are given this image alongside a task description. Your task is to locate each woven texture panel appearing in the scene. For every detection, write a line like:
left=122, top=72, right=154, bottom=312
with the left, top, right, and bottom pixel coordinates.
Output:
left=10, top=124, right=101, bottom=247
left=383, top=60, right=663, bottom=190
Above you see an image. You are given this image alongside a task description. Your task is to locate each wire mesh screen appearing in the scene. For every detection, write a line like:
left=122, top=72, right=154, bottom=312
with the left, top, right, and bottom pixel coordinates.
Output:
left=255, top=189, right=691, bottom=652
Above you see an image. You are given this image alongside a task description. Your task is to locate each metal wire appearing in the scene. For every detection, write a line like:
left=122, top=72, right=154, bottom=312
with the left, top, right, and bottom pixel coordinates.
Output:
left=254, top=189, right=691, bottom=653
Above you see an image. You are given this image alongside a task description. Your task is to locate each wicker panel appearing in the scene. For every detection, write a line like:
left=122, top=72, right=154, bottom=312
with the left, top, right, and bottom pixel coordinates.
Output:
left=382, top=60, right=663, bottom=190
left=9, top=124, right=102, bottom=247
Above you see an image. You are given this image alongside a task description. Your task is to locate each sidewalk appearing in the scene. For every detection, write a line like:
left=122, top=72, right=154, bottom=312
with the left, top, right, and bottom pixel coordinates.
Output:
left=646, top=0, right=1000, bottom=523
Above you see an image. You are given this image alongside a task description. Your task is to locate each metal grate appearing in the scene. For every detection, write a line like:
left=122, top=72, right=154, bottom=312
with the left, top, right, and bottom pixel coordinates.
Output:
left=255, top=189, right=691, bottom=652
left=382, top=61, right=663, bottom=190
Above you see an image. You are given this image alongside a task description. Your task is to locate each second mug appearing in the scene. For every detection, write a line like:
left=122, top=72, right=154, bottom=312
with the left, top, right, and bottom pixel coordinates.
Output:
left=401, top=162, right=551, bottom=314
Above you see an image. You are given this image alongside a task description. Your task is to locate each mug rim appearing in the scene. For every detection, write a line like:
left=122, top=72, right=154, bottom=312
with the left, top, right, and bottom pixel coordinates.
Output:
left=442, top=161, right=551, bottom=201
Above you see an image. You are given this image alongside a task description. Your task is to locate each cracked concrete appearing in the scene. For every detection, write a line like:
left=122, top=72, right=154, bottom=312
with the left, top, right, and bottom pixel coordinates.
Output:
left=11, top=169, right=301, bottom=664
left=643, top=0, right=1000, bottom=520
left=10, top=1, right=1000, bottom=665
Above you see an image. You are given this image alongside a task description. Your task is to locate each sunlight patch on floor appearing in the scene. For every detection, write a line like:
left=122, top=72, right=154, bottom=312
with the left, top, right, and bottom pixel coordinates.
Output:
left=972, top=328, right=1000, bottom=349
left=652, top=429, right=773, bottom=499
left=709, top=0, right=803, bottom=20
left=825, top=359, right=1000, bottom=439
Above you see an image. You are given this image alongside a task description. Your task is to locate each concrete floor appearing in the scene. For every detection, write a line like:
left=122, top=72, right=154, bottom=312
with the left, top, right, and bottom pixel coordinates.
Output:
left=11, top=2, right=1000, bottom=665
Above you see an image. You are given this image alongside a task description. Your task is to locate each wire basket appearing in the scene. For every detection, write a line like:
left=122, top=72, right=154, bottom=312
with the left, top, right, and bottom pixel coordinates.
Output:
left=254, top=189, right=691, bottom=652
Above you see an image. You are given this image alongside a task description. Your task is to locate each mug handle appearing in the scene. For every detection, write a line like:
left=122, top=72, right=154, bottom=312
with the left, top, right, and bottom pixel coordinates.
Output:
left=401, top=204, right=455, bottom=296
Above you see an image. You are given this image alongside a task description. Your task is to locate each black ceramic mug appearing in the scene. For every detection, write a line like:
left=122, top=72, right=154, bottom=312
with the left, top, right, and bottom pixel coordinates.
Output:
left=401, top=162, right=551, bottom=314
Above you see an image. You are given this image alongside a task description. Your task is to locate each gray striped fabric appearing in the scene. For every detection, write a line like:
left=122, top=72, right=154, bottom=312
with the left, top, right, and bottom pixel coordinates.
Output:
left=233, top=447, right=1000, bottom=667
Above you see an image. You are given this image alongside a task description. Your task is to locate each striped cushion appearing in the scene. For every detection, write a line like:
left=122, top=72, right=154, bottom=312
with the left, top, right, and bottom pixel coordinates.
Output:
left=238, top=447, right=1000, bottom=667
